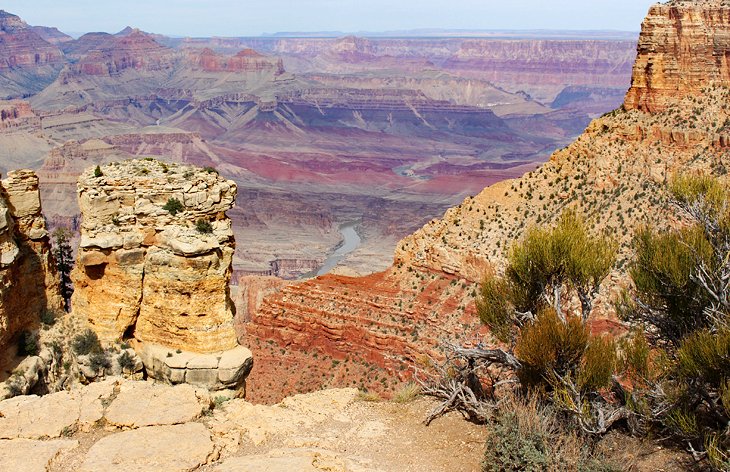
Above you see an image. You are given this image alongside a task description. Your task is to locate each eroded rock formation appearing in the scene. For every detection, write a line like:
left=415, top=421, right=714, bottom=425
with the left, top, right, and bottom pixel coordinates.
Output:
left=625, top=0, right=730, bottom=112
left=70, top=159, right=254, bottom=389
left=71, top=160, right=238, bottom=352
left=0, top=170, right=62, bottom=351
left=240, top=0, right=730, bottom=402
left=0, top=11, right=63, bottom=70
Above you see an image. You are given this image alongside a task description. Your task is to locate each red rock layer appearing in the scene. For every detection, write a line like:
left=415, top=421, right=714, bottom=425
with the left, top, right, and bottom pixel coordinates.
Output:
left=190, top=48, right=284, bottom=74
left=0, top=100, right=40, bottom=131
left=239, top=269, right=482, bottom=403
left=625, top=1, right=730, bottom=113
left=0, top=11, right=63, bottom=70
left=74, top=30, right=174, bottom=76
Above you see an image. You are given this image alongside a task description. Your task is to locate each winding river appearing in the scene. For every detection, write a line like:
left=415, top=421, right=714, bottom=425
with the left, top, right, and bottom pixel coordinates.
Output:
left=316, top=223, right=362, bottom=276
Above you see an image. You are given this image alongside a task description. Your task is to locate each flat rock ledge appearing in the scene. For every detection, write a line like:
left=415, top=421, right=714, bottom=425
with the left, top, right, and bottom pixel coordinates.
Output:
left=138, top=342, right=254, bottom=391
left=79, top=423, right=214, bottom=472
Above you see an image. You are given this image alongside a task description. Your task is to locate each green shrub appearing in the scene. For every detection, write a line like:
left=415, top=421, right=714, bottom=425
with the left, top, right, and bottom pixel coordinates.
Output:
left=630, top=226, right=713, bottom=342
left=203, top=166, right=218, bottom=174
left=516, top=309, right=589, bottom=390
left=17, top=331, right=38, bottom=356
left=72, top=329, right=101, bottom=356
left=94, top=165, right=103, bottom=178
left=195, top=219, right=213, bottom=234
left=117, top=351, right=135, bottom=372
left=40, top=309, right=56, bottom=327
left=162, top=197, right=184, bottom=216
left=89, top=350, right=111, bottom=372
left=482, top=396, right=619, bottom=472
left=476, top=274, right=514, bottom=344
left=577, top=335, right=617, bottom=392
left=619, top=330, right=652, bottom=381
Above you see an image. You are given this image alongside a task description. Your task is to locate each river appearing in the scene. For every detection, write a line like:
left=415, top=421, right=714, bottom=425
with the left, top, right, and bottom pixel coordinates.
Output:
left=316, top=223, right=362, bottom=276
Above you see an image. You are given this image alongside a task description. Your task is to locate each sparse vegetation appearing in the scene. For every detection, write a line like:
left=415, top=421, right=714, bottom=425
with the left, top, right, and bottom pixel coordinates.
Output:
left=94, top=165, right=103, bottom=178
left=89, top=350, right=111, bottom=373
left=195, top=218, right=213, bottom=234
left=72, top=329, right=102, bottom=356
left=392, top=383, right=420, bottom=403
left=117, top=351, right=135, bottom=372
left=163, top=197, right=184, bottom=216
left=17, top=330, right=38, bottom=356
left=53, top=227, right=74, bottom=311
left=40, top=309, right=56, bottom=327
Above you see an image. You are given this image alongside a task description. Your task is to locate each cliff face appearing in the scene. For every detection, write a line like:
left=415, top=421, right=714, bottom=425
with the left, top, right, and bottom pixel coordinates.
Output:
left=190, top=48, right=285, bottom=74
left=0, top=101, right=40, bottom=132
left=0, top=170, right=62, bottom=350
left=74, top=31, right=174, bottom=76
left=241, top=0, right=730, bottom=403
left=625, top=0, right=730, bottom=112
left=71, top=160, right=238, bottom=353
left=0, top=11, right=63, bottom=70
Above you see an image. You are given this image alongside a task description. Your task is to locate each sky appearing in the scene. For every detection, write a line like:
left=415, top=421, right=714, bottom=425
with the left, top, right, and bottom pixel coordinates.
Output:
left=4, top=0, right=658, bottom=37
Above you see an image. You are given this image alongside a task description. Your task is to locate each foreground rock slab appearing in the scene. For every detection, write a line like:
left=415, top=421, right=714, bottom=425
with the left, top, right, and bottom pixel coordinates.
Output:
left=0, top=438, right=78, bottom=472
left=0, top=391, right=83, bottom=439
left=105, top=382, right=209, bottom=427
left=79, top=423, right=213, bottom=472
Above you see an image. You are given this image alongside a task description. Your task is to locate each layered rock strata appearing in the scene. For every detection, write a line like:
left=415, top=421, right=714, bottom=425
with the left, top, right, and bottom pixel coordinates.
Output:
left=0, top=170, right=62, bottom=351
left=0, top=10, right=63, bottom=70
left=241, top=0, right=730, bottom=402
left=71, top=160, right=251, bottom=388
left=625, top=0, right=730, bottom=112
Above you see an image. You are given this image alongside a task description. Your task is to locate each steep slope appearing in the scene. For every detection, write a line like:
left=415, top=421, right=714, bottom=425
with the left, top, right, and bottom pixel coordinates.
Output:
left=240, top=0, right=730, bottom=403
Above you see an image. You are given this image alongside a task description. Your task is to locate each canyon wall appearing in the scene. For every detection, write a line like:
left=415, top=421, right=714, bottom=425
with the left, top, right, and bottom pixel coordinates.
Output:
left=70, top=159, right=239, bottom=353
left=240, top=0, right=730, bottom=403
left=625, top=0, right=730, bottom=112
left=0, top=11, right=63, bottom=70
left=0, top=170, right=62, bottom=351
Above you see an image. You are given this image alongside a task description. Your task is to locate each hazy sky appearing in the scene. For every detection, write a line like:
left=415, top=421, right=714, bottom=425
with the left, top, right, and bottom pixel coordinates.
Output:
left=4, top=0, right=658, bottom=37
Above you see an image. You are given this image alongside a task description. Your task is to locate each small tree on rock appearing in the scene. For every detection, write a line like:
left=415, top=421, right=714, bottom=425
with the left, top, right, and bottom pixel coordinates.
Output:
left=52, top=227, right=74, bottom=311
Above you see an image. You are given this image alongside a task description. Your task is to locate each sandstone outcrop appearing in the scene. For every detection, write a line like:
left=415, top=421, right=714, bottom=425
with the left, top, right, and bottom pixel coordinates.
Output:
left=0, top=170, right=62, bottom=351
left=0, top=439, right=78, bottom=472
left=71, top=159, right=252, bottom=389
left=625, top=0, right=730, bottom=112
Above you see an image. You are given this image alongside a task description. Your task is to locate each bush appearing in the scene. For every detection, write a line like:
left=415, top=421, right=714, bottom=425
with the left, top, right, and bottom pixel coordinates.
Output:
left=94, top=165, right=103, bottom=178
left=89, top=350, right=111, bottom=372
left=17, top=331, right=38, bottom=356
left=516, top=309, right=589, bottom=390
left=72, top=329, right=101, bottom=356
left=162, top=197, right=184, bottom=216
left=195, top=219, right=213, bottom=234
left=40, top=309, right=56, bottom=327
left=578, top=335, right=617, bottom=392
left=630, top=226, right=713, bottom=342
left=481, top=396, right=611, bottom=472
left=392, top=383, right=421, bottom=403
left=476, top=274, right=514, bottom=343
left=203, top=166, right=218, bottom=174
left=619, top=330, right=652, bottom=382
left=117, top=351, right=135, bottom=372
